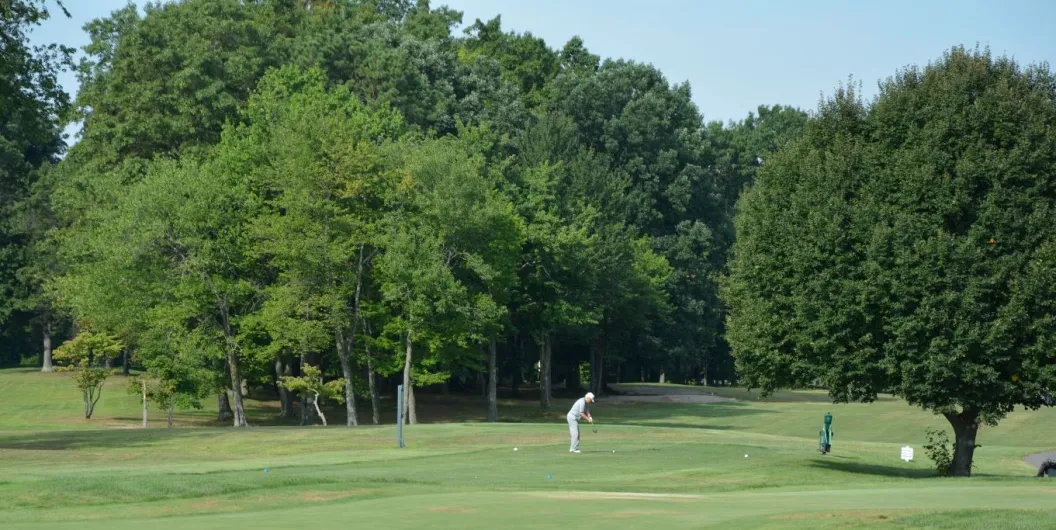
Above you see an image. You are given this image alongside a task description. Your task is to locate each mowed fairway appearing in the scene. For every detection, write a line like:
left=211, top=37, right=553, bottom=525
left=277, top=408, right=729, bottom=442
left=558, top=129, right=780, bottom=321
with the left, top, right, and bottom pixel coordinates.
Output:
left=3, top=370, right=1056, bottom=529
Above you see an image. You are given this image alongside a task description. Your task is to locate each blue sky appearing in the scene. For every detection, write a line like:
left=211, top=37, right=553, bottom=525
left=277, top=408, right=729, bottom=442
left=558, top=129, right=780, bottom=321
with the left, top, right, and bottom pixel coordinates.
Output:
left=30, top=0, right=1056, bottom=132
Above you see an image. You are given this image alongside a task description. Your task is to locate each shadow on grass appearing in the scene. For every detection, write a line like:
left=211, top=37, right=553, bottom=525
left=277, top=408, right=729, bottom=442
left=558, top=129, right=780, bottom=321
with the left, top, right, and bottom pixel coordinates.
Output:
left=601, top=402, right=768, bottom=430
left=809, top=458, right=936, bottom=478
left=0, top=428, right=228, bottom=451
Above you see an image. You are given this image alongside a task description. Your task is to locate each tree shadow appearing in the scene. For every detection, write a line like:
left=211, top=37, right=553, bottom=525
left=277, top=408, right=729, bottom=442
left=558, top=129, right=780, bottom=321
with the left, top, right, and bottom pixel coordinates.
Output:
left=809, top=459, right=936, bottom=479
left=0, top=428, right=228, bottom=452
left=601, top=401, right=769, bottom=430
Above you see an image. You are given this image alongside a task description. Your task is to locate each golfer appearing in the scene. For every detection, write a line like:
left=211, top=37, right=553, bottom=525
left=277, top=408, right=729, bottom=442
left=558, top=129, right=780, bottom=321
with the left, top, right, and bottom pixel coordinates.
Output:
left=566, top=392, right=594, bottom=453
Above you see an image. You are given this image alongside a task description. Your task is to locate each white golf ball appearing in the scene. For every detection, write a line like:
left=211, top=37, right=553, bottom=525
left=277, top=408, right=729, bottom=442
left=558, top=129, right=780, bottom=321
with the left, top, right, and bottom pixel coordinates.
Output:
left=514, top=447, right=518, bottom=451
left=744, top=454, right=748, bottom=458
left=612, top=450, right=616, bottom=454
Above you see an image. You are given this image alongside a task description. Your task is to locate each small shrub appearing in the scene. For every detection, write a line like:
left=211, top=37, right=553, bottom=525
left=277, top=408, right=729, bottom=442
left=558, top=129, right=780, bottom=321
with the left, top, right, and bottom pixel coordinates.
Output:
left=70, top=361, right=110, bottom=419
left=19, top=353, right=41, bottom=367
left=924, top=427, right=953, bottom=476
left=279, top=365, right=345, bottom=427
left=54, top=332, right=124, bottom=419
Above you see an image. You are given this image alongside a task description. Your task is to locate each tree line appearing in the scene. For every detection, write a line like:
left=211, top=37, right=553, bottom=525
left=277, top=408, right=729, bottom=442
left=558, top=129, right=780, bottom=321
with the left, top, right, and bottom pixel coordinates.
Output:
left=2, top=0, right=805, bottom=426
left=4, top=0, right=1055, bottom=477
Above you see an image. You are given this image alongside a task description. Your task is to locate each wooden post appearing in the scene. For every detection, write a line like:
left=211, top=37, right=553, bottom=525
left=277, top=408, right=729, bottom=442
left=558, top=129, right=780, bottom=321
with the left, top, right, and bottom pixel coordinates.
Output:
left=141, top=380, right=148, bottom=428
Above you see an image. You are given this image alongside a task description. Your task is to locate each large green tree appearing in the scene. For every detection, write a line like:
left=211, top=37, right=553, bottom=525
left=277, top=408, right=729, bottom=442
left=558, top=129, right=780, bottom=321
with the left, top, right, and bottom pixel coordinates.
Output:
left=240, top=66, right=406, bottom=426
left=375, top=134, right=521, bottom=424
left=0, top=0, right=71, bottom=368
left=546, top=58, right=716, bottom=389
left=725, top=47, right=1056, bottom=476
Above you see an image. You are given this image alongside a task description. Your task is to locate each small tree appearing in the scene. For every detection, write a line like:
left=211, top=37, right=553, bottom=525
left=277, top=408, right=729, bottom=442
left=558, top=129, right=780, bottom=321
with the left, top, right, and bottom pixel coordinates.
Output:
left=128, top=376, right=198, bottom=428
left=70, top=361, right=109, bottom=419
left=54, top=331, right=123, bottom=419
left=279, top=365, right=345, bottom=427
left=53, top=330, right=124, bottom=368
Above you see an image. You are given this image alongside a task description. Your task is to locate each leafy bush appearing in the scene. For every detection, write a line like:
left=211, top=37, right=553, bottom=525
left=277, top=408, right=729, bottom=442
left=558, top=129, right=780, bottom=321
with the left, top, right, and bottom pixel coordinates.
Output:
left=279, top=365, right=345, bottom=427
left=53, top=331, right=124, bottom=368
left=924, top=427, right=953, bottom=476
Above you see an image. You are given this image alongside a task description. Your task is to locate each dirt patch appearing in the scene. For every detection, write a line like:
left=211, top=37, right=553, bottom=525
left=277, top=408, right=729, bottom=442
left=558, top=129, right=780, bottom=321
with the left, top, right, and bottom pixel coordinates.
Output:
left=190, top=499, right=222, bottom=510
left=298, top=489, right=370, bottom=502
left=771, top=509, right=924, bottom=521
left=426, top=506, right=477, bottom=514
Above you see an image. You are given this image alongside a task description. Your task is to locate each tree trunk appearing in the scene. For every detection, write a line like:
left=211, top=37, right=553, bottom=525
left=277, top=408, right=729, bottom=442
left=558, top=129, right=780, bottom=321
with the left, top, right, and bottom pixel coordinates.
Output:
left=659, top=369, right=665, bottom=384
left=141, top=380, right=148, bottom=428
left=226, top=351, right=247, bottom=427
left=402, top=331, right=417, bottom=425
left=407, top=383, right=417, bottom=425
left=217, top=392, right=233, bottom=422
left=122, top=348, right=130, bottom=376
left=299, top=352, right=311, bottom=425
left=276, top=356, right=293, bottom=418
left=365, top=344, right=380, bottom=425
left=335, top=328, right=359, bottom=427
left=487, top=336, right=498, bottom=422
left=167, top=396, right=175, bottom=428
left=217, top=302, right=247, bottom=427
left=944, top=410, right=980, bottom=477
left=104, top=356, right=112, bottom=370
left=312, top=392, right=327, bottom=426
left=41, top=320, right=53, bottom=372
left=539, top=334, right=552, bottom=409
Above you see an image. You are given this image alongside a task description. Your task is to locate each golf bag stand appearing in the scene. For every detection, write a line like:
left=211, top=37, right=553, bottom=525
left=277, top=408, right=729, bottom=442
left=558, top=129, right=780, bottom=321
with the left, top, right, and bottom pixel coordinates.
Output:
left=818, top=412, right=833, bottom=454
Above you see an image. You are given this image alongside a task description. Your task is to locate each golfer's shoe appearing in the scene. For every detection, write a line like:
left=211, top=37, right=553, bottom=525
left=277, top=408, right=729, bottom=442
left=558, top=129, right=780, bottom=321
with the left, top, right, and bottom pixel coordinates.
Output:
left=570, top=450, right=581, bottom=453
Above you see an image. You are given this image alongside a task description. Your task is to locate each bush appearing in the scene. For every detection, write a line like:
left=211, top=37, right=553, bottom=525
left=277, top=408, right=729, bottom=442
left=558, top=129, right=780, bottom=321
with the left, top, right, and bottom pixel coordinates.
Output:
left=19, top=353, right=41, bottom=367
left=924, top=427, right=953, bottom=476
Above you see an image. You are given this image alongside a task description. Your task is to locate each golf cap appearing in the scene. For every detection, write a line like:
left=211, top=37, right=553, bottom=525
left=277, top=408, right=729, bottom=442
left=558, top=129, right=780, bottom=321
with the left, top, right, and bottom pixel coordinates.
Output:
left=585, top=392, right=595, bottom=400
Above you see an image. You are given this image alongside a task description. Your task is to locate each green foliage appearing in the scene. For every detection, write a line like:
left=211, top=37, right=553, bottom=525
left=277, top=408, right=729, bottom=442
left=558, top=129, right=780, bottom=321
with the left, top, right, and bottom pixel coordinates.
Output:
left=279, top=364, right=345, bottom=426
left=0, top=0, right=72, bottom=365
left=709, top=104, right=809, bottom=212
left=73, top=0, right=297, bottom=162
left=724, top=47, right=1056, bottom=475
left=376, top=133, right=521, bottom=353
left=923, top=427, right=953, bottom=477
left=279, top=365, right=345, bottom=403
left=44, top=0, right=789, bottom=423
left=53, top=330, right=124, bottom=368
left=68, top=361, right=110, bottom=419
left=461, top=16, right=558, bottom=107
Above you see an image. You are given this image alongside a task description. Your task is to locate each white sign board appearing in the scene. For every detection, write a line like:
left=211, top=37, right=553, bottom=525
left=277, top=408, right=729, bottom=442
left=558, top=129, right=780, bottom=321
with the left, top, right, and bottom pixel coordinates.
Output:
left=900, top=446, right=914, bottom=462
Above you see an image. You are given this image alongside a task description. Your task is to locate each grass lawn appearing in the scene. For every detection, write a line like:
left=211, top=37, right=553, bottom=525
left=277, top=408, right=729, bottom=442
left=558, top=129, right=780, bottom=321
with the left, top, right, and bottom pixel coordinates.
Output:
left=1, top=370, right=1055, bottom=529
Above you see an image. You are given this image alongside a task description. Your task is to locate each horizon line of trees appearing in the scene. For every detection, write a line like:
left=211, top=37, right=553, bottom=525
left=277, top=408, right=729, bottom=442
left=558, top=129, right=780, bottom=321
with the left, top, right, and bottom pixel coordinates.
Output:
left=3, top=0, right=806, bottom=428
